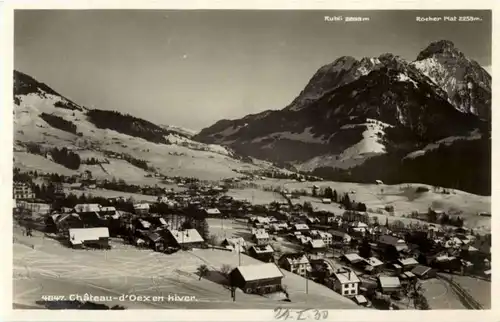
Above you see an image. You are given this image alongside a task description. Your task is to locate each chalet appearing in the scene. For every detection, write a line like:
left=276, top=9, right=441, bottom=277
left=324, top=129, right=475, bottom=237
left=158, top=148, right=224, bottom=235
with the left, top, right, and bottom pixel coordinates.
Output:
left=252, top=228, right=270, bottom=245
left=411, top=265, right=436, bottom=279
left=478, top=212, right=491, bottom=217
left=329, top=268, right=360, bottom=297
left=13, top=182, right=35, bottom=200
left=330, top=230, right=352, bottom=244
left=375, top=180, right=384, bottom=185
left=397, top=258, right=419, bottom=271
left=293, top=223, right=310, bottom=233
left=146, top=232, right=164, bottom=251
left=322, top=198, right=332, bottom=204
left=278, top=253, right=311, bottom=277
left=315, top=231, right=332, bottom=246
left=164, top=229, right=204, bottom=249
left=133, top=203, right=150, bottom=215
left=68, top=227, right=110, bottom=249
left=229, top=263, right=284, bottom=294
left=221, top=237, right=247, bottom=252
left=307, top=239, right=326, bottom=253
left=377, top=276, right=401, bottom=294
left=378, top=235, right=408, bottom=252
left=248, top=245, right=275, bottom=262
left=364, top=257, right=384, bottom=274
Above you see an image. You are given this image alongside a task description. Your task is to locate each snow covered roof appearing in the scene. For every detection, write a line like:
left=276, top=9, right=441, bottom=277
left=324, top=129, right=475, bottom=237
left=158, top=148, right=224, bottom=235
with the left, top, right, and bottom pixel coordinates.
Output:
left=309, top=239, right=326, bottom=249
left=69, top=227, right=109, bottom=245
left=251, top=245, right=274, bottom=254
left=351, top=221, right=368, bottom=228
left=169, top=229, right=204, bottom=244
left=398, top=258, right=419, bottom=266
left=100, top=206, right=116, bottom=212
left=159, top=218, right=168, bottom=226
left=224, top=237, right=247, bottom=246
left=404, top=271, right=416, bottom=278
left=333, top=269, right=360, bottom=284
left=205, top=208, right=221, bottom=215
left=74, top=203, right=102, bottom=213
left=252, top=229, right=269, bottom=239
left=234, top=263, right=283, bottom=282
left=281, top=253, right=309, bottom=266
left=134, top=203, right=150, bottom=210
left=355, top=295, right=367, bottom=304
left=435, top=255, right=452, bottom=262
left=139, top=219, right=151, bottom=228
left=343, top=253, right=364, bottom=263
left=378, top=276, right=401, bottom=288
left=294, top=223, right=309, bottom=230
left=462, top=245, right=478, bottom=252
left=368, top=257, right=384, bottom=267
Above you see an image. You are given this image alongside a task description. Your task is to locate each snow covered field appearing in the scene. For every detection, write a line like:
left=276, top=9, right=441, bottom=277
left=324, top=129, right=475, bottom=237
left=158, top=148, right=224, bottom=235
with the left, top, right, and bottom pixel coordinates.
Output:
left=252, top=179, right=490, bottom=231
left=13, top=227, right=359, bottom=309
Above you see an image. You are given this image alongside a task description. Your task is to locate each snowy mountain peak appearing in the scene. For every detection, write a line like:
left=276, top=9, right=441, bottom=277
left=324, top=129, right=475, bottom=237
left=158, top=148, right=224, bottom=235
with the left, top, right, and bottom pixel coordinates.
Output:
left=416, top=40, right=464, bottom=61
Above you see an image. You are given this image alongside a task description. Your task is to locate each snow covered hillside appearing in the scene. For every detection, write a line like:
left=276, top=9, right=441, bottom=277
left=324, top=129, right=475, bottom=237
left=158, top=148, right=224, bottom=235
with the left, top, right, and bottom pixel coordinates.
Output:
left=13, top=71, right=268, bottom=182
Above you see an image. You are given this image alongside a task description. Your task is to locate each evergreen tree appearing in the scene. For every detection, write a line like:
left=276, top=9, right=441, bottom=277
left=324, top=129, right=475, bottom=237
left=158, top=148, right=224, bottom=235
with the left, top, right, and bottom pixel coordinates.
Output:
left=333, top=190, right=338, bottom=203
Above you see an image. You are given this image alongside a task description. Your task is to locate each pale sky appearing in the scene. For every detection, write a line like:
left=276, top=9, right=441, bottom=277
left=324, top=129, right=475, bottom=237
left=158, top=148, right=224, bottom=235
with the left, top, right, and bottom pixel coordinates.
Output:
left=15, top=10, right=491, bottom=131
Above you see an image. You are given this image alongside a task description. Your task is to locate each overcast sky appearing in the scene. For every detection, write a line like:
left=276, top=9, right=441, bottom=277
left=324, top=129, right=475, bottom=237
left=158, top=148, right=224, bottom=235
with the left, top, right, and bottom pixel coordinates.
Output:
left=15, top=10, right=492, bottom=131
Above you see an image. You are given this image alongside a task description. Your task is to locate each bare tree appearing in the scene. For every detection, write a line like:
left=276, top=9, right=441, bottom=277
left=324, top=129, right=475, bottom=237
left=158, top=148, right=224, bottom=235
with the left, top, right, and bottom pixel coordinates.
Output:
left=196, top=264, right=209, bottom=280
left=220, top=264, right=233, bottom=278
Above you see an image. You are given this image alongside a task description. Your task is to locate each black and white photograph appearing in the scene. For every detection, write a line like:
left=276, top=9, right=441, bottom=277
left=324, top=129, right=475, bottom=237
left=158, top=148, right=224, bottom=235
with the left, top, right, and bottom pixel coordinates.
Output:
left=3, top=3, right=495, bottom=319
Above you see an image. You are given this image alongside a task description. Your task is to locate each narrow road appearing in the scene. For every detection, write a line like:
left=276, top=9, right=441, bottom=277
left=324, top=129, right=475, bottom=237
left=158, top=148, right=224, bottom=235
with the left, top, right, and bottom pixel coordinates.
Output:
left=436, top=273, right=483, bottom=310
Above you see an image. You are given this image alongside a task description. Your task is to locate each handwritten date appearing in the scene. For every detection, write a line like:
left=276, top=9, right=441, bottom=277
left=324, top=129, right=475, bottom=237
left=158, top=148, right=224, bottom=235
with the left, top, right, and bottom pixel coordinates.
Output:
left=274, top=307, right=329, bottom=320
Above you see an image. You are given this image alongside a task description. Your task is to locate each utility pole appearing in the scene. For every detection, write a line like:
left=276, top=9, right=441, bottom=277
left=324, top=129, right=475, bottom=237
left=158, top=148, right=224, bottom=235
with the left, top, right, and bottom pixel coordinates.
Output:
left=238, top=240, right=242, bottom=266
left=305, top=252, right=309, bottom=294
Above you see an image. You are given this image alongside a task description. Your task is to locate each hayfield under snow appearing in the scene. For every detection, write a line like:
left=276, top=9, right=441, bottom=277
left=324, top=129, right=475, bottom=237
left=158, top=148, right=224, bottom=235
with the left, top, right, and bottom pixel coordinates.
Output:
left=13, top=227, right=359, bottom=309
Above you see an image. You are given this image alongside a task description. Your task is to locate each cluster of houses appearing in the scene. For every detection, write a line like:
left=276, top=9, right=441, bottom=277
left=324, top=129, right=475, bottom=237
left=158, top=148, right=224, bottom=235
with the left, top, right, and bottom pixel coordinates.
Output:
left=43, top=201, right=208, bottom=252
left=12, top=174, right=492, bottom=308
left=213, top=207, right=492, bottom=308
